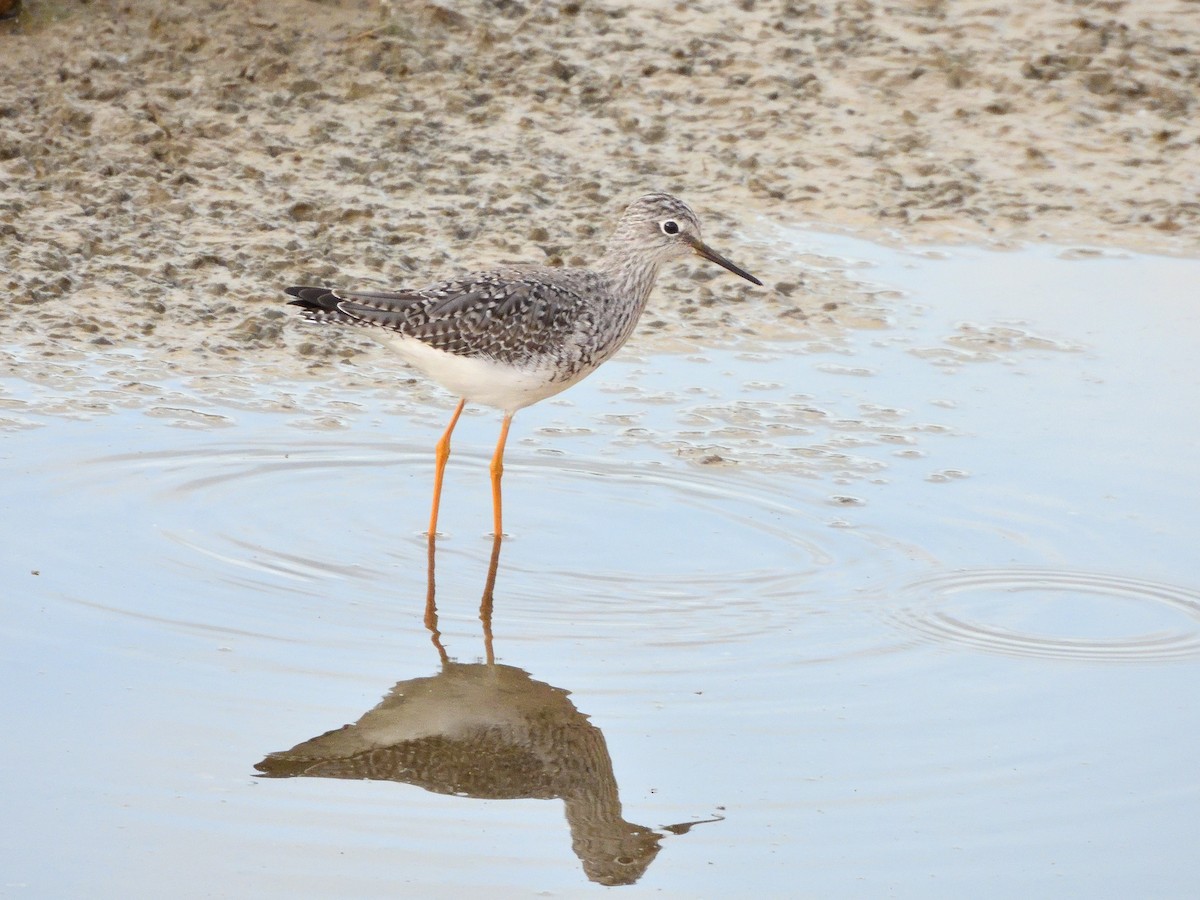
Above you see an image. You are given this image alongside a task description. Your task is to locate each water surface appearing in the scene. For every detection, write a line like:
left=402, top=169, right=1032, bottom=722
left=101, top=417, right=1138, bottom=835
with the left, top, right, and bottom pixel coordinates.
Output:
left=3, top=236, right=1199, bottom=897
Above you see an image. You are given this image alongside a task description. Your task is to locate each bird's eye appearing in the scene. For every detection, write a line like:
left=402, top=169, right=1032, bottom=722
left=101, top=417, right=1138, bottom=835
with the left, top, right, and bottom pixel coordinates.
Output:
left=661, top=220, right=679, bottom=235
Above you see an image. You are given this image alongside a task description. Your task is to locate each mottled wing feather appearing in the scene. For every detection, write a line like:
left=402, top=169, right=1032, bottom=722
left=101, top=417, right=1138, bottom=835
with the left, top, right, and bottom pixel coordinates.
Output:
left=287, top=268, right=602, bottom=364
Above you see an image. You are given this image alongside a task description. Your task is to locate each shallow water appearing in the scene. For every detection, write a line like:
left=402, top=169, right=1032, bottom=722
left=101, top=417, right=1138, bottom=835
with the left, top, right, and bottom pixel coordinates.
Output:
left=3, top=235, right=1199, bottom=897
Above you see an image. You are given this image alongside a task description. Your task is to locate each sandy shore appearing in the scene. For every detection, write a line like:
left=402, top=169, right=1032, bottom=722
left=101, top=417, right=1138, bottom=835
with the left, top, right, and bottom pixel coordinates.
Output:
left=1, top=0, right=1197, bottom=391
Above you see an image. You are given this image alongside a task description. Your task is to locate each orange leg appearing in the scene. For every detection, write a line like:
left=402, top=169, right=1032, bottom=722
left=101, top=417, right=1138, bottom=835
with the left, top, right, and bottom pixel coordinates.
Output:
left=428, top=398, right=466, bottom=537
left=489, top=413, right=513, bottom=538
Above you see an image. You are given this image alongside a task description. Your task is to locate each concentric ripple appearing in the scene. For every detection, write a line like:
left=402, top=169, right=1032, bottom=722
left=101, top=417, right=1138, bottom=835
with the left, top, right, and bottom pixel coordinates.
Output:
left=69, top=435, right=928, bottom=661
left=889, top=568, right=1200, bottom=663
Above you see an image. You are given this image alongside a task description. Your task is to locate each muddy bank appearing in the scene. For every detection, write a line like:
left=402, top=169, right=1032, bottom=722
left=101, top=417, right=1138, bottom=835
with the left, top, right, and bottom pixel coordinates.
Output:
left=0, top=0, right=1196, bottom=396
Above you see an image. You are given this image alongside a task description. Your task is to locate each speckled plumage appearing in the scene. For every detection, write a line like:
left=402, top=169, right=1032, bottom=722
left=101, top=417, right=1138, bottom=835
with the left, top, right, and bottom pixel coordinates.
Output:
left=286, top=193, right=760, bottom=408
left=286, top=266, right=615, bottom=383
left=285, top=192, right=761, bottom=535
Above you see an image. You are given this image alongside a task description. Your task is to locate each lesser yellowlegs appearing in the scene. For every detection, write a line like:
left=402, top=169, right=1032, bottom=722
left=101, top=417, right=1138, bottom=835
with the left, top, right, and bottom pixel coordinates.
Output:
left=286, top=192, right=762, bottom=536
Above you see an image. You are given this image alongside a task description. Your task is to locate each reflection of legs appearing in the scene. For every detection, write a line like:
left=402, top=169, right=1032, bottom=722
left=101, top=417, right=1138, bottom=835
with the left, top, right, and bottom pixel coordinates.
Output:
left=428, top=398, right=466, bottom=537
left=489, top=413, right=513, bottom=538
left=423, top=533, right=448, bottom=664
left=480, top=534, right=502, bottom=666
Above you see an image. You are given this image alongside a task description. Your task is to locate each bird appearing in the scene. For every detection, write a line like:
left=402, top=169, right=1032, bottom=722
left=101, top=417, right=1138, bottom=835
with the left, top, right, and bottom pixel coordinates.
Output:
left=286, top=192, right=762, bottom=537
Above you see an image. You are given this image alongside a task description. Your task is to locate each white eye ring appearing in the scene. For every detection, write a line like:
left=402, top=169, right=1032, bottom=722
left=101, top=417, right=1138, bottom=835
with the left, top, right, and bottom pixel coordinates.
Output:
left=661, top=220, right=680, bottom=235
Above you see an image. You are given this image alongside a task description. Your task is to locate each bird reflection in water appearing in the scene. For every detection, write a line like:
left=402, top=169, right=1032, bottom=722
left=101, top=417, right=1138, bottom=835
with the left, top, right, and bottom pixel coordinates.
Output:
left=254, top=536, right=720, bottom=886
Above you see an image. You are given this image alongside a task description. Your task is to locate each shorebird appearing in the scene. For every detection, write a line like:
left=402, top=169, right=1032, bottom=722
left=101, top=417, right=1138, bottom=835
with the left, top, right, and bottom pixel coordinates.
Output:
left=286, top=192, right=762, bottom=536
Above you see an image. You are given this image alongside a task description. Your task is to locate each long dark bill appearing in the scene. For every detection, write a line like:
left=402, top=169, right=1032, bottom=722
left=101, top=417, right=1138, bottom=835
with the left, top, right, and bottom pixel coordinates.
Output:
left=687, top=236, right=763, bottom=286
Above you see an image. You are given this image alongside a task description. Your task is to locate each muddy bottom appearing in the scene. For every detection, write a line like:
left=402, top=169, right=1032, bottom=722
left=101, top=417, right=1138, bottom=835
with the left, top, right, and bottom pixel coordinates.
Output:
left=3, top=236, right=1199, bottom=896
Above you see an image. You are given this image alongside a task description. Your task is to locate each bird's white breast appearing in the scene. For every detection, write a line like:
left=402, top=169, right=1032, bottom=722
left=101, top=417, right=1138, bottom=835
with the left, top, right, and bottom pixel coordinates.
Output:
left=378, top=333, right=588, bottom=413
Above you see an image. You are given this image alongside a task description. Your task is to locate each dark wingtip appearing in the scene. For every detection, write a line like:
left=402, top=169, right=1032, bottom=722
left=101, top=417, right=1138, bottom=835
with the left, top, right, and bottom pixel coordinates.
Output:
left=285, top=286, right=336, bottom=310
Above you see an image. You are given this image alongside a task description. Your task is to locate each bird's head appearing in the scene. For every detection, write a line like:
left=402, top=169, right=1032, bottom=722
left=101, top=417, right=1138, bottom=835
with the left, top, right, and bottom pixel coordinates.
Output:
left=608, top=192, right=762, bottom=285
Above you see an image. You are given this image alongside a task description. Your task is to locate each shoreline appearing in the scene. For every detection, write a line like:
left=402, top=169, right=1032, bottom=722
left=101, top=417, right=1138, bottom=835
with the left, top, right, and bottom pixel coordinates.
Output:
left=1, top=0, right=1196, bottom=389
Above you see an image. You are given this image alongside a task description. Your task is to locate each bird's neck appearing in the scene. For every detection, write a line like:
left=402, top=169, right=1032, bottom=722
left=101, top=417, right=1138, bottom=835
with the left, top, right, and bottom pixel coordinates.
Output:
left=595, top=248, right=663, bottom=312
